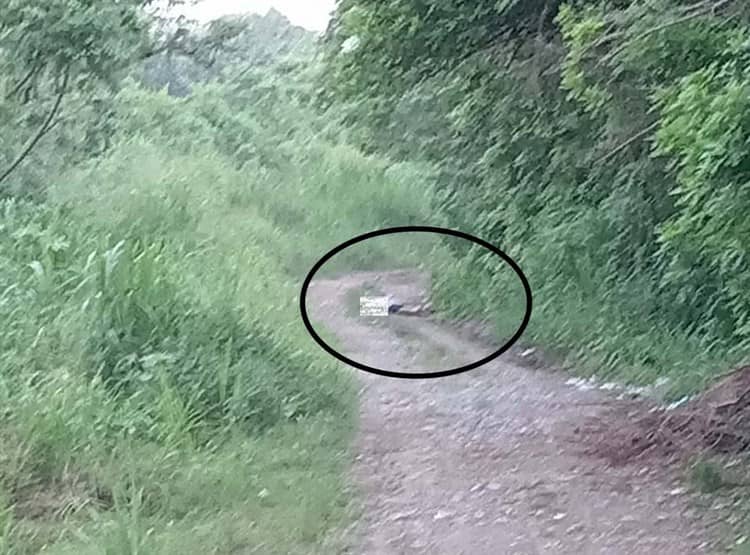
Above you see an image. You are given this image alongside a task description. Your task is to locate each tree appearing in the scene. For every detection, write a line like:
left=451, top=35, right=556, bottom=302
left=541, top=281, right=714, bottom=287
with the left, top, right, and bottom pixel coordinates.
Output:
left=0, top=0, right=161, bottom=190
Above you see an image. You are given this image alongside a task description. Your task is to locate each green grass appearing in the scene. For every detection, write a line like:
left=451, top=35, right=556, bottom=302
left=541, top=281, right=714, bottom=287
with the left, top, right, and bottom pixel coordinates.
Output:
left=501, top=281, right=744, bottom=401
left=12, top=416, right=356, bottom=555
left=423, top=230, right=746, bottom=401
left=0, top=143, right=362, bottom=552
left=0, top=81, right=438, bottom=553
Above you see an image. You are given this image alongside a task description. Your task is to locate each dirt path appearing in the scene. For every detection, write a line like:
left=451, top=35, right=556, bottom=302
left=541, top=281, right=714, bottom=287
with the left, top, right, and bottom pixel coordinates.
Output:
left=308, top=270, right=723, bottom=554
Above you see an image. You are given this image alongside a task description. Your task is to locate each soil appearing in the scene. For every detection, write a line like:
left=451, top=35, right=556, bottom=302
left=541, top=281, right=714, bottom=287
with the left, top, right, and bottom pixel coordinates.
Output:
left=307, top=269, right=734, bottom=554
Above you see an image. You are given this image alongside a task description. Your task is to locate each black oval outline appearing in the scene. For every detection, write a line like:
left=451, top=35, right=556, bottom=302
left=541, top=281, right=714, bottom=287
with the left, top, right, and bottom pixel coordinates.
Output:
left=299, top=226, right=532, bottom=379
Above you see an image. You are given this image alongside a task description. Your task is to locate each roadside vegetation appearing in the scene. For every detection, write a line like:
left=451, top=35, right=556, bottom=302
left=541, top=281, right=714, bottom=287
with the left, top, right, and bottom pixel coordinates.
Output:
left=0, top=2, right=436, bottom=552
left=321, top=0, right=750, bottom=401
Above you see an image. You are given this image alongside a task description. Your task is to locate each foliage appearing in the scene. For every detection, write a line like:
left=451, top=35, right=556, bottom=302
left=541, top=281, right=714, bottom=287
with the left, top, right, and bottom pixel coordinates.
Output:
left=321, top=0, right=750, bottom=396
left=0, top=1, right=312, bottom=196
left=1, top=0, right=151, bottom=95
left=654, top=40, right=750, bottom=342
left=139, top=9, right=316, bottom=97
left=0, top=1, right=443, bottom=549
left=0, top=0, right=154, bottom=197
left=0, top=16, right=444, bottom=538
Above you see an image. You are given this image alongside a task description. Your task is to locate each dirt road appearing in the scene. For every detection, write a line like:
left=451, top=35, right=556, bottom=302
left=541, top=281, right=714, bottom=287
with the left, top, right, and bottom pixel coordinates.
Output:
left=307, top=270, right=723, bottom=554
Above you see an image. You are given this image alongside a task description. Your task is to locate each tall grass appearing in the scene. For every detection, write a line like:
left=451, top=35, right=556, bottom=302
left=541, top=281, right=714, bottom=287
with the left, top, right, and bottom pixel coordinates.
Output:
left=0, top=76, right=438, bottom=552
left=425, top=196, right=747, bottom=401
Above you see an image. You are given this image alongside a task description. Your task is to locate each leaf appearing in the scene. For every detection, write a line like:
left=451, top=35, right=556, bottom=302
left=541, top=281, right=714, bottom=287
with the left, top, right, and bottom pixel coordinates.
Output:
left=28, top=260, right=44, bottom=277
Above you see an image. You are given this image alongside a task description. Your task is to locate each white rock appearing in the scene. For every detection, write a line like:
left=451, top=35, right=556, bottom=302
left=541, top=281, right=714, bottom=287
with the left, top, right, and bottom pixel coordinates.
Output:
left=388, top=510, right=417, bottom=522
left=433, top=510, right=454, bottom=521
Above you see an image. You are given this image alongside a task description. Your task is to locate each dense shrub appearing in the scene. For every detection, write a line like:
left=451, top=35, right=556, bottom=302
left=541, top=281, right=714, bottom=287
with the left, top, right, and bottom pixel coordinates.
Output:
left=321, top=0, right=750, bottom=396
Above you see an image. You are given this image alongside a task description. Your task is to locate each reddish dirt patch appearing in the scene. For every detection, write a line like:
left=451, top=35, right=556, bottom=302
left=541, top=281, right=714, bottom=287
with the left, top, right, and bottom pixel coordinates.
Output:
left=577, top=366, right=750, bottom=466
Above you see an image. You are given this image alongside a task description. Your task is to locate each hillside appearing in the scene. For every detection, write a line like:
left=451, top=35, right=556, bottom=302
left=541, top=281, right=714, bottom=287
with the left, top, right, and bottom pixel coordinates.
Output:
left=0, top=2, right=433, bottom=551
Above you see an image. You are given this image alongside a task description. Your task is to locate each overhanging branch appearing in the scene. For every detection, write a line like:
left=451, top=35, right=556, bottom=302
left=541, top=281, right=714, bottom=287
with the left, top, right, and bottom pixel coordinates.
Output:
left=590, top=121, right=660, bottom=166
left=7, top=63, right=41, bottom=100
left=596, top=0, right=734, bottom=68
left=0, top=67, right=70, bottom=188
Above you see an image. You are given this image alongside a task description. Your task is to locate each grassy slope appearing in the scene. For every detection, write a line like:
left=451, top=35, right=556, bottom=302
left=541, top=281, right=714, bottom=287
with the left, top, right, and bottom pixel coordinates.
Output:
left=0, top=78, right=437, bottom=553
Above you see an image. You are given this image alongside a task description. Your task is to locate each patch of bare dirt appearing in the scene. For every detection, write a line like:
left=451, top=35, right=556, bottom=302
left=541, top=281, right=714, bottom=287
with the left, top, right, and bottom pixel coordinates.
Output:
left=9, top=471, right=107, bottom=521
left=577, top=366, right=750, bottom=467
left=308, top=270, right=729, bottom=554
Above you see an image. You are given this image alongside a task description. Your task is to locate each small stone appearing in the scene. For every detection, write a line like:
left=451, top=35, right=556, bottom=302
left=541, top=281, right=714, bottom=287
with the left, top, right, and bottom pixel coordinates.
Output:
left=566, top=523, right=584, bottom=534
left=433, top=510, right=453, bottom=521
left=387, top=533, right=406, bottom=546
left=388, top=510, right=417, bottom=522
left=552, top=512, right=567, bottom=521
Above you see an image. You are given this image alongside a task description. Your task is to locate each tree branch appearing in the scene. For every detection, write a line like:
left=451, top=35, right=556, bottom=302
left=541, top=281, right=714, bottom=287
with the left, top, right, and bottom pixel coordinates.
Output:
left=596, top=0, right=734, bottom=68
left=0, top=68, right=70, bottom=188
left=591, top=121, right=660, bottom=166
left=578, top=0, right=734, bottom=62
left=7, top=63, right=41, bottom=100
